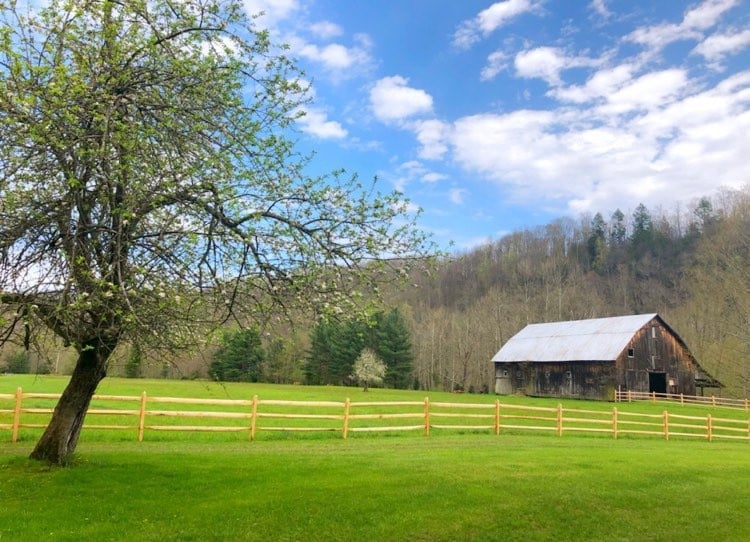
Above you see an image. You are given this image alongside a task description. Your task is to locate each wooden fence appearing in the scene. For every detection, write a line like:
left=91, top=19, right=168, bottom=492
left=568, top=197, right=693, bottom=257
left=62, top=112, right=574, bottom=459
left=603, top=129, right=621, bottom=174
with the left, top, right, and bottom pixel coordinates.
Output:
left=615, top=389, right=750, bottom=411
left=3, top=387, right=750, bottom=443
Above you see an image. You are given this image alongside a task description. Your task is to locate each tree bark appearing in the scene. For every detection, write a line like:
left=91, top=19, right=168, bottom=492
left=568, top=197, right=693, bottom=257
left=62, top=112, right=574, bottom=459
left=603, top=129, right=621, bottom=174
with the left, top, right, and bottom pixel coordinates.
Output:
left=29, top=344, right=112, bottom=465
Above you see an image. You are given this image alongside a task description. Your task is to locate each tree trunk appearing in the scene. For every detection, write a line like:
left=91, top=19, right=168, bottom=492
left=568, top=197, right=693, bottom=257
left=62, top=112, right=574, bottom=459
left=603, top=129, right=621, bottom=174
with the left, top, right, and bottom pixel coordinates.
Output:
left=29, top=344, right=112, bottom=465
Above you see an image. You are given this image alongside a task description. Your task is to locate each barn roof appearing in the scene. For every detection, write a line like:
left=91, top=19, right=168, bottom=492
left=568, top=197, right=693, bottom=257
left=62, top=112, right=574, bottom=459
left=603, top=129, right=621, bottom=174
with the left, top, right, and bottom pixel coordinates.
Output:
left=492, top=313, right=659, bottom=363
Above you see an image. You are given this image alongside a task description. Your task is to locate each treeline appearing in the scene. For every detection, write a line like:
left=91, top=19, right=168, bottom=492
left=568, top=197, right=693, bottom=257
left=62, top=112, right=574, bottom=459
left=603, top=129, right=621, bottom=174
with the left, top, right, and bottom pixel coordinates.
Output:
left=401, top=187, right=750, bottom=397
left=6, top=188, right=748, bottom=398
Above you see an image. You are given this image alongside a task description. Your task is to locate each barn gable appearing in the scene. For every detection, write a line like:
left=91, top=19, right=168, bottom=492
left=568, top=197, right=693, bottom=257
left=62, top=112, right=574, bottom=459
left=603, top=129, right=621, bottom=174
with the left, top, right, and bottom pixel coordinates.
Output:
left=492, top=314, right=708, bottom=400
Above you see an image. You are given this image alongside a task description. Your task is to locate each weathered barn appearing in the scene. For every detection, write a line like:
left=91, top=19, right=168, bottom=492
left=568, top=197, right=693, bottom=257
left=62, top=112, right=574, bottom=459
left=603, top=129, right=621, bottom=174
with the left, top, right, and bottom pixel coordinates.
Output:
left=492, top=314, right=714, bottom=400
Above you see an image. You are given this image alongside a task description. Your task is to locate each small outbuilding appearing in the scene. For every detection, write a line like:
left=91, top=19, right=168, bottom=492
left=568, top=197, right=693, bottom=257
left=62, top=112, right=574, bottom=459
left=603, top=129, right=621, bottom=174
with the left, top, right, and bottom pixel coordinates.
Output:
left=492, top=313, right=716, bottom=400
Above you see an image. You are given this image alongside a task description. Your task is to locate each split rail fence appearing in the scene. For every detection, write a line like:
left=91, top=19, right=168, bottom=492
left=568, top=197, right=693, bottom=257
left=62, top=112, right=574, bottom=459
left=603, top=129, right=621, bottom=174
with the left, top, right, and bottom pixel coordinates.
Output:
left=615, top=390, right=750, bottom=411
left=3, top=387, right=750, bottom=443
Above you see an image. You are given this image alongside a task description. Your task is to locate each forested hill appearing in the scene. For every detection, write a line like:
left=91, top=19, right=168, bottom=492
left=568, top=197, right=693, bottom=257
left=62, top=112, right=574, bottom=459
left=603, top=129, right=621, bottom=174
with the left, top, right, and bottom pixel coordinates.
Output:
left=395, top=187, right=750, bottom=397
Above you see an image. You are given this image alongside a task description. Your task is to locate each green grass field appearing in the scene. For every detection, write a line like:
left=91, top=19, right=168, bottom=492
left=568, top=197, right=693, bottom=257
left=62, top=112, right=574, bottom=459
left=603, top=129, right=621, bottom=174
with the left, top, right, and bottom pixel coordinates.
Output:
left=2, top=375, right=750, bottom=541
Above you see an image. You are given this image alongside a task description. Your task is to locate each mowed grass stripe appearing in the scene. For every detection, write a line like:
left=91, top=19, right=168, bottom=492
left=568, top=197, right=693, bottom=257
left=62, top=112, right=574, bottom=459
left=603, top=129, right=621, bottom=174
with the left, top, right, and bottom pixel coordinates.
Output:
left=2, top=435, right=750, bottom=541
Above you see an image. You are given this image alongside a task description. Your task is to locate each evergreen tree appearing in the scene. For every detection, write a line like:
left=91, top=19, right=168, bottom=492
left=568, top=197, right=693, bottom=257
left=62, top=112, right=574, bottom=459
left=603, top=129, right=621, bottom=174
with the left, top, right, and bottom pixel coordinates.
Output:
left=610, top=209, right=627, bottom=245
left=305, top=308, right=414, bottom=388
left=587, top=212, right=608, bottom=273
left=330, top=319, right=368, bottom=385
left=374, top=308, right=414, bottom=388
left=305, top=322, right=337, bottom=385
left=631, top=203, right=653, bottom=245
left=210, top=328, right=265, bottom=383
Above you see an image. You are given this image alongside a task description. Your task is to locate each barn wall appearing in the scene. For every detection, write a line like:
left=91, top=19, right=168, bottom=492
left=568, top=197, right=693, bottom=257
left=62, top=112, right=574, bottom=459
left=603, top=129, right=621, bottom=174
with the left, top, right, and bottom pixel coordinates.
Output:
left=495, top=361, right=617, bottom=400
left=616, top=320, right=697, bottom=395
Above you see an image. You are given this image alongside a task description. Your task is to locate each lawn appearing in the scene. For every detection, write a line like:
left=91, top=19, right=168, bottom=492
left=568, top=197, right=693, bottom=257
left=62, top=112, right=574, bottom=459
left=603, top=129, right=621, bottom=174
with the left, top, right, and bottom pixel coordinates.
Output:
left=2, top=376, right=750, bottom=541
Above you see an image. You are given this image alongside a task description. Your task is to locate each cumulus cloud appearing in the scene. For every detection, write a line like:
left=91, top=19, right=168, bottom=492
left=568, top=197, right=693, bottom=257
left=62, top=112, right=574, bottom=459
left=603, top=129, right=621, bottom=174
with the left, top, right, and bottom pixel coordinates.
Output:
left=422, top=172, right=447, bottom=183
left=693, top=28, right=750, bottom=63
left=481, top=51, right=511, bottom=81
left=597, top=69, right=689, bottom=114
left=453, top=0, right=540, bottom=49
left=551, top=63, right=636, bottom=103
left=626, top=0, right=739, bottom=52
left=295, top=40, right=371, bottom=72
left=590, top=0, right=611, bottom=19
left=446, top=68, right=750, bottom=215
left=244, top=0, right=300, bottom=26
left=296, top=107, right=347, bottom=139
left=412, top=119, right=450, bottom=160
left=369, top=76, right=434, bottom=123
left=309, top=20, right=343, bottom=39
left=514, top=47, right=601, bottom=86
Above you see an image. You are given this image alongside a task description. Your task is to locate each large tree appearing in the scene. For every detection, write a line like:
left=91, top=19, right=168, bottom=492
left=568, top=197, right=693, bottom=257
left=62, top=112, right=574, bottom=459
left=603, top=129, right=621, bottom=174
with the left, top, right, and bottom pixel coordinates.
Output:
left=0, top=0, right=430, bottom=464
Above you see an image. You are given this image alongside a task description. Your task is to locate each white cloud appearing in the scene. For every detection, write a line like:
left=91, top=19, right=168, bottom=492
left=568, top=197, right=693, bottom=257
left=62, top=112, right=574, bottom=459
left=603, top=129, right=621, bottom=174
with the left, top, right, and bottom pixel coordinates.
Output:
left=693, top=29, right=750, bottom=63
left=590, top=0, right=611, bottom=19
left=683, top=0, right=739, bottom=30
left=481, top=51, right=511, bottom=81
left=551, top=63, right=636, bottom=103
left=296, top=41, right=371, bottom=72
left=244, top=0, right=300, bottom=26
left=626, top=0, right=739, bottom=52
left=412, top=119, right=450, bottom=160
left=449, top=188, right=467, bottom=205
left=309, top=20, right=343, bottom=39
left=598, top=69, right=689, bottom=114
left=422, top=172, right=447, bottom=183
left=514, top=47, right=601, bottom=86
left=369, top=76, right=434, bottom=123
left=446, top=68, right=750, bottom=215
left=297, top=107, right=347, bottom=139
left=453, top=0, right=539, bottom=49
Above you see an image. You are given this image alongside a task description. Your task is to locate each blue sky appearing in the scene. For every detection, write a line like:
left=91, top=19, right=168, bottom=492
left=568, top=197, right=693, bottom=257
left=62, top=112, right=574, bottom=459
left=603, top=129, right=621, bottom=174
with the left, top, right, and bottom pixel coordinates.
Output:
left=245, top=0, right=750, bottom=250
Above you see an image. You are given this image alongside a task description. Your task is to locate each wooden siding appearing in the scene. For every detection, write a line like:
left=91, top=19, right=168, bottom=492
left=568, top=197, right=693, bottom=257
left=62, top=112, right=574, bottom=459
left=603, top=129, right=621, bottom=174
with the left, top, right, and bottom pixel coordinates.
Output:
left=494, top=316, right=699, bottom=400
left=616, top=321, right=697, bottom=396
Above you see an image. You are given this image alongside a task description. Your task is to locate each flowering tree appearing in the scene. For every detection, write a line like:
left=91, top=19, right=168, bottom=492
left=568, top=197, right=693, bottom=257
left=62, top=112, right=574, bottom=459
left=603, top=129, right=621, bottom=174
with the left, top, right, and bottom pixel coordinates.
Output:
left=352, top=348, right=386, bottom=392
left=0, top=0, right=431, bottom=464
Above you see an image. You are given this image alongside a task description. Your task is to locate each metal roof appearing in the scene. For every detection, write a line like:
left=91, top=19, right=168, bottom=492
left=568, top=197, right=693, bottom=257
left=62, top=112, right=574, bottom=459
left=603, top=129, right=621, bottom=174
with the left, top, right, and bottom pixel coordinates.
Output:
left=491, top=314, right=659, bottom=363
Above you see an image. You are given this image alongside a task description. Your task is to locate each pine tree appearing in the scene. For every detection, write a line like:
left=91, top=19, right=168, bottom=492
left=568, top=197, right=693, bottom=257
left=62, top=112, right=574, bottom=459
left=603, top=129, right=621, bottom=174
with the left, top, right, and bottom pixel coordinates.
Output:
left=374, top=308, right=414, bottom=388
left=210, top=329, right=265, bottom=382
left=305, top=322, right=337, bottom=385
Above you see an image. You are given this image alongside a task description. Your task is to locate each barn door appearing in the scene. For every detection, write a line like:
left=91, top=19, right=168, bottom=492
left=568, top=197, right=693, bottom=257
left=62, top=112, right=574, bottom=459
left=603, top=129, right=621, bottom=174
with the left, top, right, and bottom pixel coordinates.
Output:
left=648, top=371, right=667, bottom=394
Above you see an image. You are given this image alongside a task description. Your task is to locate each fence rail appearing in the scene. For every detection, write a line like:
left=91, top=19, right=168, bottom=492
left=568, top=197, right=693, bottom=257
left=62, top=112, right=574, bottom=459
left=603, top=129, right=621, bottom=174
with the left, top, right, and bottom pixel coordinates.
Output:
left=615, top=390, right=750, bottom=411
left=3, top=387, right=750, bottom=444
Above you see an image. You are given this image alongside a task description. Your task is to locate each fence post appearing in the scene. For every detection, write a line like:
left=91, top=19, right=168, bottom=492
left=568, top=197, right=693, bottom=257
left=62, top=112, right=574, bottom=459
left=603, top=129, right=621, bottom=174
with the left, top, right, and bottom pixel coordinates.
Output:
left=680, top=393, right=684, bottom=406
left=342, top=398, right=350, bottom=440
left=711, top=395, right=716, bottom=407
left=745, top=398, right=749, bottom=412
left=627, top=390, right=632, bottom=403
left=652, top=391, right=656, bottom=403
left=423, top=397, right=430, bottom=436
left=250, top=395, right=259, bottom=441
left=138, top=391, right=147, bottom=442
left=663, top=411, right=669, bottom=440
left=556, top=403, right=563, bottom=437
left=707, top=414, right=713, bottom=442
left=612, top=407, right=618, bottom=439
left=11, top=387, right=22, bottom=443
left=494, top=400, right=500, bottom=436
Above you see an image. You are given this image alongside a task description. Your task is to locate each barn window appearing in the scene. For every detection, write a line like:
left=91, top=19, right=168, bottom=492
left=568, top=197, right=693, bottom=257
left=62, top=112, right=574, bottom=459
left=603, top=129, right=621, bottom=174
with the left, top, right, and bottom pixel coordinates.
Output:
left=652, top=326, right=657, bottom=339
left=628, top=348, right=635, bottom=358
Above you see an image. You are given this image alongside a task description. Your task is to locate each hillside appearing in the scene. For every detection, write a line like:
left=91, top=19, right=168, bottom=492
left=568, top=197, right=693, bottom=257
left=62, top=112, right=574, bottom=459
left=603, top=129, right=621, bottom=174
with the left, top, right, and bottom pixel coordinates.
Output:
left=396, top=187, right=750, bottom=397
